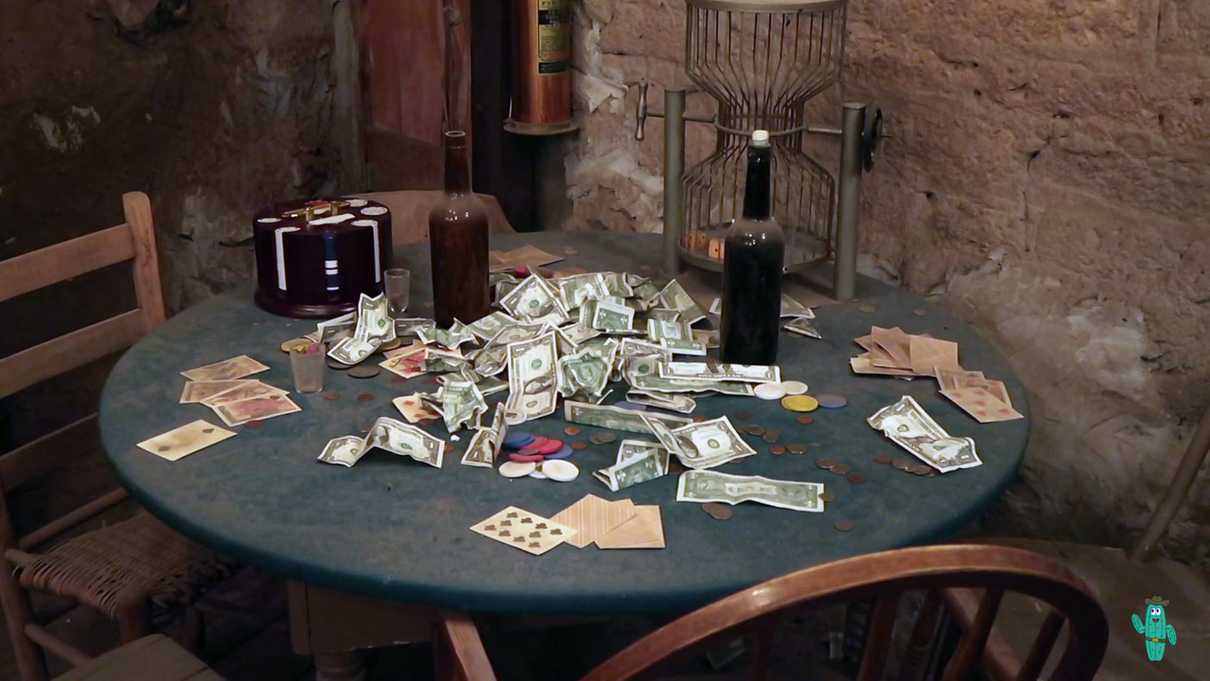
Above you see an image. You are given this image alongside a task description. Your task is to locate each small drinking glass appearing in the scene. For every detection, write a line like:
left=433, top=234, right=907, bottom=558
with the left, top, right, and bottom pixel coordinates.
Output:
left=290, top=343, right=325, bottom=393
left=384, top=268, right=411, bottom=316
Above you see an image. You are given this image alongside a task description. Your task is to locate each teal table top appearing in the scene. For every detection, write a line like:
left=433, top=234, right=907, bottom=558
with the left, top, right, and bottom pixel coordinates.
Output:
left=100, top=232, right=1029, bottom=615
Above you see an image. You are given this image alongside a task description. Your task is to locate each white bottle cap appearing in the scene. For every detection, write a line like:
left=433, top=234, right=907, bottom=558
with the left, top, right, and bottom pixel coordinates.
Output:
left=751, top=129, right=771, bottom=147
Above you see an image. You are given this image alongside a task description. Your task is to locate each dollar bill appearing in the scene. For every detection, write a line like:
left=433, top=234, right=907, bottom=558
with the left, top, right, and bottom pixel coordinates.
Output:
left=437, top=379, right=488, bottom=433
left=563, top=401, right=691, bottom=434
left=676, top=470, right=825, bottom=512
left=592, top=299, right=636, bottom=334
left=394, top=317, right=437, bottom=338
left=691, top=328, right=720, bottom=349
left=615, top=338, right=670, bottom=381
left=784, top=317, right=822, bottom=339
left=471, top=344, right=509, bottom=377
left=504, top=331, right=559, bottom=424
left=499, top=273, right=567, bottom=322
left=660, top=361, right=781, bottom=384
left=661, top=338, right=707, bottom=356
left=596, top=272, right=634, bottom=298
left=318, top=417, right=444, bottom=468
left=425, top=347, right=471, bottom=374
left=557, top=322, right=602, bottom=347
left=327, top=293, right=395, bottom=364
left=645, top=415, right=756, bottom=470
left=418, top=320, right=477, bottom=349
left=317, top=311, right=356, bottom=344
left=485, top=321, right=551, bottom=348
left=593, top=440, right=670, bottom=492
left=327, top=336, right=378, bottom=365
left=461, top=403, right=508, bottom=468
left=780, top=294, right=815, bottom=319
left=556, top=343, right=615, bottom=399
left=625, top=390, right=697, bottom=414
left=658, top=279, right=707, bottom=325
left=556, top=273, right=604, bottom=310
left=867, top=396, right=982, bottom=473
left=647, top=318, right=691, bottom=341
left=466, top=311, right=520, bottom=341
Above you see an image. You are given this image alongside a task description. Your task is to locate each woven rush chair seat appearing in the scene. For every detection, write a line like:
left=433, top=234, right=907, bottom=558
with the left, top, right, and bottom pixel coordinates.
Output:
left=13, top=512, right=234, bottom=619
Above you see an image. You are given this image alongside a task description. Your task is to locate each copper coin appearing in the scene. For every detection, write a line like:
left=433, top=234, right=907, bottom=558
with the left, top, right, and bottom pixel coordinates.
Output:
left=570, top=441, right=589, bottom=451
left=762, top=429, right=781, bottom=443
left=380, top=337, right=403, bottom=351
left=831, top=463, right=851, bottom=476
left=847, top=472, right=866, bottom=485
left=357, top=393, right=375, bottom=402
left=702, top=503, right=734, bottom=521
left=564, top=426, right=582, bottom=436
left=327, top=358, right=352, bottom=371
left=770, top=445, right=787, bottom=455
left=816, top=458, right=836, bottom=470
left=796, top=415, right=814, bottom=425
left=735, top=411, right=753, bottom=422
left=820, top=491, right=835, bottom=503
left=787, top=444, right=808, bottom=455
left=873, top=454, right=893, bottom=465
left=349, top=365, right=381, bottom=379
left=323, top=392, right=341, bottom=401
left=589, top=432, right=618, bottom=445
left=692, top=415, right=707, bottom=422
left=743, top=425, right=766, bottom=437
left=834, top=519, right=855, bottom=532
left=893, top=458, right=914, bottom=471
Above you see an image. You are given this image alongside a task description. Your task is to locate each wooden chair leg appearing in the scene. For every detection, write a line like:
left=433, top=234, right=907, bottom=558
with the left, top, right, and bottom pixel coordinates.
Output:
left=180, top=605, right=205, bottom=655
left=0, top=589, right=49, bottom=681
left=115, top=596, right=152, bottom=643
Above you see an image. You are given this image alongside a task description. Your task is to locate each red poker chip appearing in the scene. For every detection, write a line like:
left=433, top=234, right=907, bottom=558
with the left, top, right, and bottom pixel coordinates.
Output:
left=526, top=438, right=564, bottom=455
left=509, top=453, right=545, bottom=463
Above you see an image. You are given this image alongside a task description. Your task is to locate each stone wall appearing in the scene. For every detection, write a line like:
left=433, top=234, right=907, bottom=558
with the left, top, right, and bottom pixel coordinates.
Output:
left=565, top=0, right=1210, bottom=564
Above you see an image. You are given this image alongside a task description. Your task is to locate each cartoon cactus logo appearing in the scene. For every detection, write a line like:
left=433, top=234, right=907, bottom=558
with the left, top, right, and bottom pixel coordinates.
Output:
left=1131, top=595, right=1177, bottom=662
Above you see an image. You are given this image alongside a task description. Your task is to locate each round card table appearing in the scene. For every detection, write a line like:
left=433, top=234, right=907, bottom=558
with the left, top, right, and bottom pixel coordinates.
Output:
left=100, top=232, right=1029, bottom=679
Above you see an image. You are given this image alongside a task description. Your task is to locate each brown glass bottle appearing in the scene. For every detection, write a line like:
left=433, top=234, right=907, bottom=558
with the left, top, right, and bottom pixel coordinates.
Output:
left=430, top=131, right=490, bottom=327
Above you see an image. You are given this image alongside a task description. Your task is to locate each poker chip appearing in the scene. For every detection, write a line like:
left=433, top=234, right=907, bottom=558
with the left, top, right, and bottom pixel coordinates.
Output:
left=781, top=395, right=818, bottom=413
left=816, top=393, right=848, bottom=409
left=541, top=459, right=579, bottom=482
left=503, top=431, right=536, bottom=449
left=754, top=383, right=787, bottom=400
left=508, top=452, right=545, bottom=463
left=528, top=438, right=565, bottom=455
left=528, top=468, right=548, bottom=480
left=781, top=380, right=809, bottom=395
left=546, top=444, right=574, bottom=460
left=498, top=461, right=536, bottom=478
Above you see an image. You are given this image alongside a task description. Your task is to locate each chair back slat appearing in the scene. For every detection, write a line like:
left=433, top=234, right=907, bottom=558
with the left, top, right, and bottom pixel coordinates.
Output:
left=123, top=192, right=166, bottom=331
left=578, top=545, right=1108, bottom=681
left=1016, top=610, right=1065, bottom=681
left=0, top=415, right=98, bottom=492
left=941, top=587, right=1004, bottom=681
left=856, top=594, right=900, bottom=681
left=0, top=224, right=135, bottom=304
left=0, top=310, right=146, bottom=399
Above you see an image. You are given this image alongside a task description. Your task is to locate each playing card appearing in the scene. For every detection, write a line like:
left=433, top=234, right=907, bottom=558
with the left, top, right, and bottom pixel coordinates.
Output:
left=942, top=387, right=1023, bottom=423
left=211, top=393, right=301, bottom=427
left=470, top=506, right=577, bottom=556
left=908, top=335, right=960, bottom=375
left=181, top=355, right=270, bottom=382
left=179, top=380, right=256, bottom=404
left=201, top=381, right=288, bottom=408
left=596, top=505, right=665, bottom=549
left=137, top=420, right=236, bottom=461
left=392, top=394, right=441, bottom=424
left=380, top=346, right=428, bottom=379
left=551, top=495, right=637, bottom=549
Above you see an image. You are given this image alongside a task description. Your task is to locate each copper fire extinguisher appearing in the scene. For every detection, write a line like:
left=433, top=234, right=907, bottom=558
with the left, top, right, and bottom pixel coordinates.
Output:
left=506, top=0, right=576, bottom=135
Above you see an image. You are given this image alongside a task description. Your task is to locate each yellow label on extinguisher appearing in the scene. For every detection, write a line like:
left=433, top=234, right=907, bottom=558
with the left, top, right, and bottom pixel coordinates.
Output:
left=537, top=0, right=571, bottom=75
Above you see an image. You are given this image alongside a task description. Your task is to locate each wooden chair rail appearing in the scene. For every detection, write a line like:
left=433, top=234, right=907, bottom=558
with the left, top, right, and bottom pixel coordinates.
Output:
left=18, top=488, right=128, bottom=551
left=24, top=623, right=92, bottom=667
left=0, top=309, right=146, bottom=399
left=0, top=224, right=135, bottom=304
left=0, top=414, right=99, bottom=492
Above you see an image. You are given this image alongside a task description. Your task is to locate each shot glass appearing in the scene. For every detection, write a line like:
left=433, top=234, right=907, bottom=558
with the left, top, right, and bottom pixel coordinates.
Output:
left=290, top=343, right=325, bottom=393
left=384, top=268, right=411, bottom=316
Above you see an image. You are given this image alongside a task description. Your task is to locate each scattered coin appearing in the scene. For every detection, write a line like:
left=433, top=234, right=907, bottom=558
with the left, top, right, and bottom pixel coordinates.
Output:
left=380, top=337, right=403, bottom=351
left=781, top=380, right=809, bottom=395
left=787, top=443, right=807, bottom=455
left=796, top=415, right=814, bottom=425
left=498, top=461, right=536, bottom=478
left=692, top=415, right=707, bottom=422
left=327, top=358, right=352, bottom=371
left=831, top=463, right=851, bottom=476
left=589, top=432, right=618, bottom=446
left=743, top=425, right=766, bottom=437
left=323, top=392, right=341, bottom=401
left=834, top=519, right=855, bottom=532
left=754, top=382, right=787, bottom=400
left=570, top=441, right=589, bottom=451
left=847, top=472, right=866, bottom=485
left=858, top=303, right=876, bottom=313
left=357, top=393, right=375, bottom=402
left=820, top=491, right=835, bottom=503
left=893, top=458, right=914, bottom=471
left=243, top=420, right=264, bottom=429
left=702, top=502, right=734, bottom=521
left=349, top=365, right=381, bottom=379
left=913, top=308, right=927, bottom=317
left=564, top=426, right=582, bottom=436
left=762, top=430, right=781, bottom=444
left=280, top=337, right=313, bottom=354
left=816, top=458, right=836, bottom=470
left=781, top=395, right=819, bottom=413
left=873, top=454, right=893, bottom=465
left=816, top=393, right=848, bottom=409
left=734, top=410, right=753, bottom=422
left=770, top=445, right=787, bottom=455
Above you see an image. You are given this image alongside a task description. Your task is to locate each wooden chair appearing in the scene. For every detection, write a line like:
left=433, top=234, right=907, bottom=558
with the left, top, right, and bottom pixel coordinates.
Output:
left=0, top=193, right=234, bottom=681
left=56, top=634, right=223, bottom=681
left=433, top=544, right=1109, bottom=681
left=942, top=406, right=1210, bottom=681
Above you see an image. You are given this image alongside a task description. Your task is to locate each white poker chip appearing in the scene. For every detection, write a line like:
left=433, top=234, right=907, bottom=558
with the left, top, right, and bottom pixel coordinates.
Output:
left=498, top=461, right=536, bottom=478
left=754, top=383, right=787, bottom=400
left=781, top=380, right=809, bottom=395
left=541, top=459, right=579, bottom=482
left=528, top=468, right=548, bottom=480
left=346, top=198, right=368, bottom=207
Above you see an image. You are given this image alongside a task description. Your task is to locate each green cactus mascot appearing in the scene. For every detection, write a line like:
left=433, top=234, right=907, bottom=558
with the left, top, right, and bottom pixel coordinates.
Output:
left=1131, top=596, right=1177, bottom=662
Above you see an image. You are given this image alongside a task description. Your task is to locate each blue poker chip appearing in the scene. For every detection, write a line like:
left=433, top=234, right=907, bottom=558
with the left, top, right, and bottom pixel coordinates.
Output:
left=503, top=431, right=536, bottom=450
left=546, top=444, right=574, bottom=460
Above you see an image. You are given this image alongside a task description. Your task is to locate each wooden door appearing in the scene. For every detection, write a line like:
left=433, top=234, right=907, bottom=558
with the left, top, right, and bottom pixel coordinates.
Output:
left=354, top=0, right=472, bottom=190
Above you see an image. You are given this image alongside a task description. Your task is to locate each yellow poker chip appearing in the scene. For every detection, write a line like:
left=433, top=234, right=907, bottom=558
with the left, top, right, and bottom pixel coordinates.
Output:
left=781, top=395, right=819, bottom=413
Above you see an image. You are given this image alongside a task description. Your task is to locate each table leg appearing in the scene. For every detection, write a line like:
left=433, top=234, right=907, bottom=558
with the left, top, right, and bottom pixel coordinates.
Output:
left=315, top=651, right=367, bottom=681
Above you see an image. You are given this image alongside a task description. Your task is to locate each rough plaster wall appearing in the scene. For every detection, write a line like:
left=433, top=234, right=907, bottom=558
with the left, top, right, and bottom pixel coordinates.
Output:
left=565, top=0, right=1210, bottom=565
